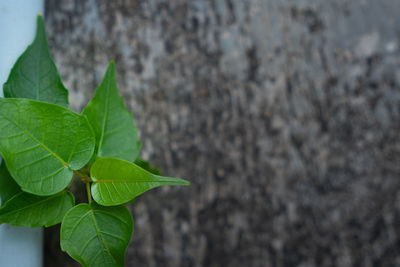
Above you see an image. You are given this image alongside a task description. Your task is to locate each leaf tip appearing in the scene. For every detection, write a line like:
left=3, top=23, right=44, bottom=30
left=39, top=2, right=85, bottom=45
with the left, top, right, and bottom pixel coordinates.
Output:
left=107, top=60, right=116, bottom=72
left=171, top=177, right=191, bottom=186
left=35, top=12, right=47, bottom=42
left=36, top=13, right=45, bottom=26
left=104, top=60, right=116, bottom=77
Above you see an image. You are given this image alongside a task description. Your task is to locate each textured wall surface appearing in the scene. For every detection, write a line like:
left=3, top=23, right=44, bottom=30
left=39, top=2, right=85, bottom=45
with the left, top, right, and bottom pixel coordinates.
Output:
left=44, top=0, right=400, bottom=266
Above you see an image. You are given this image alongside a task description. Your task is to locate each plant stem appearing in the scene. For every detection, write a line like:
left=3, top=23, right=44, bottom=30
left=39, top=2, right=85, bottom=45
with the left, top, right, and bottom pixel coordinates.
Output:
left=73, top=169, right=92, bottom=183
left=86, top=182, right=92, bottom=205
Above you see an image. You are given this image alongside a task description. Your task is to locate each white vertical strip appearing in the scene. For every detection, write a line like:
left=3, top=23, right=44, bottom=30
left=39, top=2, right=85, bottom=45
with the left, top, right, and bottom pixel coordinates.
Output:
left=0, top=0, right=45, bottom=92
left=0, top=1, right=44, bottom=267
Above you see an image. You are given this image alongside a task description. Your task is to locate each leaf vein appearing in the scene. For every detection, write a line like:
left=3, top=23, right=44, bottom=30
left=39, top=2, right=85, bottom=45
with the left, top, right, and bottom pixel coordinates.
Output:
left=0, top=110, right=69, bottom=167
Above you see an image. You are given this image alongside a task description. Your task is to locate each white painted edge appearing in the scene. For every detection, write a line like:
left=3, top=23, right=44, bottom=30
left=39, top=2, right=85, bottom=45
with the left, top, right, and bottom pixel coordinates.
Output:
left=0, top=1, right=45, bottom=267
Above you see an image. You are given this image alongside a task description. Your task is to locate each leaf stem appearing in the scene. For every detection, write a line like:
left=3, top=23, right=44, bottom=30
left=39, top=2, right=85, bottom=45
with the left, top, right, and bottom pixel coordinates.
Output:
left=73, top=169, right=92, bottom=183
left=86, top=182, right=92, bottom=205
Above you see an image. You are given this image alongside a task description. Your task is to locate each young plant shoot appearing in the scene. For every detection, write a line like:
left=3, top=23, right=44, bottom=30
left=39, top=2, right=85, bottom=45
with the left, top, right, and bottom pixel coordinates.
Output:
left=0, top=15, right=189, bottom=267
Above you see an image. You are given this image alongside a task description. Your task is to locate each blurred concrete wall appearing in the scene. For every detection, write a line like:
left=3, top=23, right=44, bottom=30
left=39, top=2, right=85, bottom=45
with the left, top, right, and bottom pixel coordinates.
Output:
left=44, top=0, right=400, bottom=266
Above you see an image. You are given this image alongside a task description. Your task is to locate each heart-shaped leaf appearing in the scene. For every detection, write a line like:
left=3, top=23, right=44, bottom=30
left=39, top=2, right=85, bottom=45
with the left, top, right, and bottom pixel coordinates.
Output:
left=0, top=98, right=95, bottom=196
left=82, top=61, right=140, bottom=162
left=0, top=191, right=74, bottom=227
left=91, top=157, right=190, bottom=206
left=3, top=15, right=69, bottom=108
left=60, top=203, right=133, bottom=267
left=0, top=160, right=21, bottom=206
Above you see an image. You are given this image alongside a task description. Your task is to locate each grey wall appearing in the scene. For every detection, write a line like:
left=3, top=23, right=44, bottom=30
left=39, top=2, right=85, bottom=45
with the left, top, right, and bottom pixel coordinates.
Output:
left=45, top=0, right=400, bottom=266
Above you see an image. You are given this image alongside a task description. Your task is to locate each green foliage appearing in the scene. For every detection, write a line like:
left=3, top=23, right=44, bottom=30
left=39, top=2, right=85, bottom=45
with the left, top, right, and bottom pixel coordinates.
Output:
left=0, top=14, right=189, bottom=266
left=0, top=98, right=95, bottom=195
left=91, top=157, right=189, bottom=206
left=134, top=158, right=161, bottom=175
left=0, top=191, right=74, bottom=227
left=0, top=160, right=20, bottom=205
left=3, top=16, right=68, bottom=107
left=82, top=62, right=141, bottom=162
left=60, top=203, right=133, bottom=267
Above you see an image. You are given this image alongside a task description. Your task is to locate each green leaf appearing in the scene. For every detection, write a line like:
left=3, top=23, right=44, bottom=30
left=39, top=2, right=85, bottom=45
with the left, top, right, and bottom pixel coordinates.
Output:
left=91, top=157, right=190, bottom=206
left=82, top=61, right=141, bottom=162
left=3, top=15, right=69, bottom=107
left=60, top=203, right=133, bottom=267
left=0, top=160, right=21, bottom=206
left=0, top=98, right=95, bottom=196
left=0, top=191, right=74, bottom=227
left=134, top=158, right=161, bottom=175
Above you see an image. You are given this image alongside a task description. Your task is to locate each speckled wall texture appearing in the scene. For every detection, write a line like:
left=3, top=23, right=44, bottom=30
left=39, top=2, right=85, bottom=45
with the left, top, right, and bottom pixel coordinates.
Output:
left=44, top=0, right=400, bottom=266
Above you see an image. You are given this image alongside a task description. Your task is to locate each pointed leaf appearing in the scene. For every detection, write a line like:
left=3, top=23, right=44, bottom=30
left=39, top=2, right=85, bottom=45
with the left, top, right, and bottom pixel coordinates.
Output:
left=91, top=157, right=190, bottom=206
left=0, top=191, right=74, bottom=227
left=134, top=158, right=161, bottom=175
left=82, top=61, right=140, bottom=162
left=3, top=15, right=69, bottom=107
left=0, top=160, right=21, bottom=206
left=0, top=98, right=95, bottom=195
left=60, top=203, right=133, bottom=267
